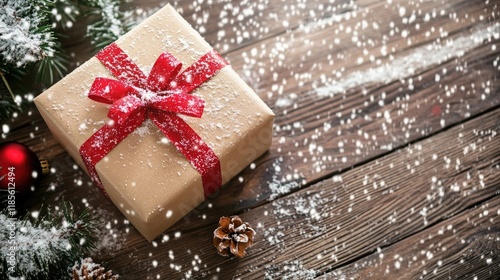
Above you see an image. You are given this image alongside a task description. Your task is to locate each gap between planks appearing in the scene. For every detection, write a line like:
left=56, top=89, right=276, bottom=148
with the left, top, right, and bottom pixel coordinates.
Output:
left=323, top=195, right=500, bottom=279
left=102, top=96, right=500, bottom=279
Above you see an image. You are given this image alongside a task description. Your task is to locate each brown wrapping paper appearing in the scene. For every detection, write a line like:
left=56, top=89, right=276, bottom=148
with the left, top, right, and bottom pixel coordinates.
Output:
left=34, top=4, right=274, bottom=241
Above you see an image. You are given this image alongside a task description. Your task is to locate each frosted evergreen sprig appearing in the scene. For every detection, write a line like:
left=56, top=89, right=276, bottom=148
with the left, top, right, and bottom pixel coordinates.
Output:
left=0, top=0, right=67, bottom=120
left=80, top=0, right=132, bottom=50
left=0, top=0, right=56, bottom=69
left=48, top=0, right=80, bottom=30
left=0, top=0, right=131, bottom=121
left=0, top=67, right=25, bottom=119
left=0, top=200, right=97, bottom=279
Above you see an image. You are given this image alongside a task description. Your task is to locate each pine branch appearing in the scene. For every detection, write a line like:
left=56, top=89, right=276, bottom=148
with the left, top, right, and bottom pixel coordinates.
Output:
left=0, top=0, right=68, bottom=112
left=0, top=67, right=26, bottom=120
left=0, top=200, right=98, bottom=279
left=60, top=201, right=98, bottom=254
left=0, top=0, right=55, bottom=68
left=79, top=0, right=133, bottom=50
left=0, top=0, right=133, bottom=120
left=0, top=99, right=19, bottom=120
left=34, top=40, right=69, bottom=86
left=0, top=71, right=15, bottom=101
left=48, top=0, right=80, bottom=30
left=35, top=1, right=70, bottom=86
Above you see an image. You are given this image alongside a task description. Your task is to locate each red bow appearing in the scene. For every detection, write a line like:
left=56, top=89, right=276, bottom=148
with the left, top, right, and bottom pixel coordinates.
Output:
left=79, top=43, right=226, bottom=198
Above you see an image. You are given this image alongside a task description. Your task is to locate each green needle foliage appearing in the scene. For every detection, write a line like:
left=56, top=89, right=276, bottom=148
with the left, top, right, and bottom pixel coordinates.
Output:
left=0, top=0, right=132, bottom=121
left=81, top=0, right=133, bottom=50
left=0, top=200, right=97, bottom=279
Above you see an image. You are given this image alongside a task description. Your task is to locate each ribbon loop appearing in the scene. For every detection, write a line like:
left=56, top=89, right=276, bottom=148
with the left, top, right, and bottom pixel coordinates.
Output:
left=172, top=50, right=228, bottom=94
left=147, top=52, right=183, bottom=92
left=89, top=78, right=136, bottom=104
left=80, top=43, right=227, bottom=198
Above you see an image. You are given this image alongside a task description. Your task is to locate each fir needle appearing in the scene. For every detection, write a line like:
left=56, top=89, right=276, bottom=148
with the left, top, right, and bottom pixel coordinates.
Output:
left=0, top=71, right=18, bottom=106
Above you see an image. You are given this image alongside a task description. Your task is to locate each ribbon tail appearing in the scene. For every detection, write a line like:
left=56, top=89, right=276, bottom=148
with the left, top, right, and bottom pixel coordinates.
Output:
left=171, top=50, right=228, bottom=94
left=79, top=112, right=146, bottom=194
left=150, top=111, right=222, bottom=197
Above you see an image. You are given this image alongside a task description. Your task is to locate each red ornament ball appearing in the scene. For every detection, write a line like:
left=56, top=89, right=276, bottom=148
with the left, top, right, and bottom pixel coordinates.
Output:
left=0, top=141, right=43, bottom=195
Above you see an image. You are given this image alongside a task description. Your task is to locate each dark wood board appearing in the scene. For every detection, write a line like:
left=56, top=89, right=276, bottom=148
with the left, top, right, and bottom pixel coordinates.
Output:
left=102, top=106, right=500, bottom=279
left=1, top=0, right=499, bottom=279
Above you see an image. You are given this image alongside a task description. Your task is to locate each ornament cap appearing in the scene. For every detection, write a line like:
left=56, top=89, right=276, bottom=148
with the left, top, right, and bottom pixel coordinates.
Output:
left=40, top=158, right=50, bottom=175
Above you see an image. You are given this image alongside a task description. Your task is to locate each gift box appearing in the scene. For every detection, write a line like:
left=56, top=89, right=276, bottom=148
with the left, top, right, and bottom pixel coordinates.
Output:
left=34, top=4, right=274, bottom=241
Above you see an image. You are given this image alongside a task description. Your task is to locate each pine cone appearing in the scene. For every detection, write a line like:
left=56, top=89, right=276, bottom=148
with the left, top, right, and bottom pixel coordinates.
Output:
left=213, top=215, right=255, bottom=258
left=72, top=257, right=119, bottom=280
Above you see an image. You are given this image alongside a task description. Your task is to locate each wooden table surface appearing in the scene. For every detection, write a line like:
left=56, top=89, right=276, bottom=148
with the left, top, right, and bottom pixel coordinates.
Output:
left=3, top=0, right=500, bottom=279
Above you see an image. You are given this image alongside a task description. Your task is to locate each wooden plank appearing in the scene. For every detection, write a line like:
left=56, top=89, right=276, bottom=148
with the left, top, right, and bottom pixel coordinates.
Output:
left=120, top=0, right=363, bottom=55
left=4, top=0, right=360, bottom=208
left=0, top=0, right=498, bottom=279
left=99, top=103, right=500, bottom=278
left=19, top=0, right=500, bottom=185
left=3, top=0, right=498, bottom=248
left=60, top=0, right=361, bottom=69
left=323, top=195, right=500, bottom=279
left=202, top=0, right=500, bottom=223
left=1, top=0, right=499, bottom=276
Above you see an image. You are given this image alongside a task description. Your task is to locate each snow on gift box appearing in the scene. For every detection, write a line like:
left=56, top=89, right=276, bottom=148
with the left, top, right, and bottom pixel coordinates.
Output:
left=34, top=4, right=274, bottom=241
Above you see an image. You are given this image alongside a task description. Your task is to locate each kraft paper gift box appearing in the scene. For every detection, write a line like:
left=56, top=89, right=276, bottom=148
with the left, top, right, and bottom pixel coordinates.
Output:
left=34, top=4, right=274, bottom=241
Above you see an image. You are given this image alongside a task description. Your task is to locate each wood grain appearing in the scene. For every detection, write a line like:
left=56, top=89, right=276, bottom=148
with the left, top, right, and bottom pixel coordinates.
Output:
left=100, top=105, right=500, bottom=279
left=121, top=0, right=364, bottom=55
left=6, top=0, right=496, bottom=228
left=1, top=0, right=499, bottom=279
left=185, top=0, right=500, bottom=227
left=323, top=196, right=500, bottom=279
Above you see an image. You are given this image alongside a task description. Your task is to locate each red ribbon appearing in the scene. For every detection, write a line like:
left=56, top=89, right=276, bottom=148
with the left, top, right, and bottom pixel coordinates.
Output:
left=79, top=43, right=227, bottom=198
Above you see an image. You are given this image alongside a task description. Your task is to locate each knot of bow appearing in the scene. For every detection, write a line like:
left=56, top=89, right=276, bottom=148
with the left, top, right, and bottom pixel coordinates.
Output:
left=80, top=43, right=226, bottom=198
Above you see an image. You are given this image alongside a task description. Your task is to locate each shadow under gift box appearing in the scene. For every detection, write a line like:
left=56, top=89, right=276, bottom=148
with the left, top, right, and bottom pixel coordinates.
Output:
left=34, top=4, right=274, bottom=241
